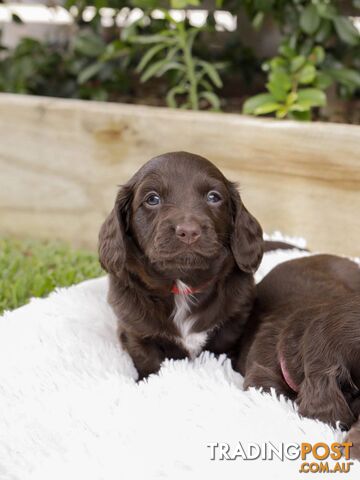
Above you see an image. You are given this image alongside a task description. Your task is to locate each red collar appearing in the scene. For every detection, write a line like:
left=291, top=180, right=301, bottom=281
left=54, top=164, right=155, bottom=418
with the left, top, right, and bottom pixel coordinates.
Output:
left=171, top=280, right=211, bottom=295
left=279, top=353, right=299, bottom=392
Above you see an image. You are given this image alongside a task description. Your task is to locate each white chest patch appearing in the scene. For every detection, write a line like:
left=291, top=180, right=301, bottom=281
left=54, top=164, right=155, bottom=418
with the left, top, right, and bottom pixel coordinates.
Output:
left=171, top=280, right=208, bottom=359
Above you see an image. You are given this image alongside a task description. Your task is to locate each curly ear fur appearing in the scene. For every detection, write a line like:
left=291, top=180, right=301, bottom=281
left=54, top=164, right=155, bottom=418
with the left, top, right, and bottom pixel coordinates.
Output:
left=297, top=371, right=356, bottom=428
left=98, top=185, right=133, bottom=276
left=228, top=182, right=263, bottom=273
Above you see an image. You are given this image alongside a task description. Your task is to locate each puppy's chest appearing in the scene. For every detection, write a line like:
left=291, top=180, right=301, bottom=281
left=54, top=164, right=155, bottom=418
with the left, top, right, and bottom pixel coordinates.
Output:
left=171, top=281, right=208, bottom=359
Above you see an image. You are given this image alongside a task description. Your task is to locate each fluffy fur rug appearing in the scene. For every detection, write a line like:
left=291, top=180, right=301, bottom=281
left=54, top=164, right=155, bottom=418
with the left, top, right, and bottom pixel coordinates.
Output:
left=0, top=235, right=359, bottom=480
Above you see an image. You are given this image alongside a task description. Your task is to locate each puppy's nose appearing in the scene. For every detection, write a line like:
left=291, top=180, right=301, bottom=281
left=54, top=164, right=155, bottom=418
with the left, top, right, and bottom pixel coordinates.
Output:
left=175, top=222, right=201, bottom=245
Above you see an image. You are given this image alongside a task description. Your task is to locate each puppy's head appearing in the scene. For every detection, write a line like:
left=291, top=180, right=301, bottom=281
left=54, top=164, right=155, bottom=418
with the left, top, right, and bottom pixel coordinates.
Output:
left=99, top=152, right=263, bottom=278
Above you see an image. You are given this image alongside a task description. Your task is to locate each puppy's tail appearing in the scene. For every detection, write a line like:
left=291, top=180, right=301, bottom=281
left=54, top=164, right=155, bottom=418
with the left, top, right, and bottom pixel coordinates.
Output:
left=263, top=240, right=309, bottom=253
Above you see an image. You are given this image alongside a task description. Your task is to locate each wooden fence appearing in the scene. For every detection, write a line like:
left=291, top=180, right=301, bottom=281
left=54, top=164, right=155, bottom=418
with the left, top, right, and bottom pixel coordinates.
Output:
left=0, top=93, right=359, bottom=255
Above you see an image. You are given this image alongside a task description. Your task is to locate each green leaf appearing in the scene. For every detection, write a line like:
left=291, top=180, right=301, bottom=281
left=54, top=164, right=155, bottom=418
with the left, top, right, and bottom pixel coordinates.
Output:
left=267, top=83, right=288, bottom=102
left=326, top=68, right=360, bottom=88
left=252, top=12, right=265, bottom=30
left=185, top=29, right=199, bottom=53
left=316, top=4, right=337, bottom=20
left=333, top=16, right=360, bottom=46
left=198, top=60, right=223, bottom=88
left=136, top=44, right=168, bottom=73
left=100, top=47, right=128, bottom=63
left=315, top=72, right=333, bottom=89
left=269, top=70, right=292, bottom=90
left=242, top=93, right=276, bottom=114
left=166, top=85, right=187, bottom=108
left=278, top=44, right=296, bottom=59
left=289, top=103, right=311, bottom=113
left=267, top=70, right=292, bottom=101
left=73, top=32, right=106, bottom=57
left=315, top=20, right=332, bottom=42
left=300, top=5, right=321, bottom=35
left=156, top=61, right=185, bottom=76
left=254, top=102, right=282, bottom=115
left=311, top=46, right=325, bottom=65
left=290, top=55, right=306, bottom=73
left=288, top=34, right=298, bottom=51
left=286, top=91, right=298, bottom=106
left=199, top=78, right=214, bottom=92
left=78, top=63, right=103, bottom=84
left=140, top=59, right=168, bottom=82
left=298, top=64, right=316, bottom=84
left=130, top=34, right=175, bottom=45
left=100, top=40, right=128, bottom=61
left=165, top=45, right=180, bottom=62
left=289, top=110, right=312, bottom=121
left=269, top=57, right=286, bottom=70
left=299, top=38, right=314, bottom=57
left=276, top=106, right=289, bottom=119
left=200, top=91, right=221, bottom=110
left=297, top=88, right=326, bottom=108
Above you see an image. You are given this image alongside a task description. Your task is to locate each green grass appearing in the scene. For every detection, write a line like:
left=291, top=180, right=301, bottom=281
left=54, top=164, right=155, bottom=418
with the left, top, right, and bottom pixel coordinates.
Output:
left=0, top=238, right=103, bottom=315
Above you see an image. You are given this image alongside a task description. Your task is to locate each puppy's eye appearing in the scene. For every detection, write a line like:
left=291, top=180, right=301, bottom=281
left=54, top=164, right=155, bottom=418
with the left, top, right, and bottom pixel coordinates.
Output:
left=207, top=191, right=222, bottom=204
left=145, top=193, right=161, bottom=206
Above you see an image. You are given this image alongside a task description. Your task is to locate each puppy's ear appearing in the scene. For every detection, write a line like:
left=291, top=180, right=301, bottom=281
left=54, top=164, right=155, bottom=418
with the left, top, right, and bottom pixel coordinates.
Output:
left=228, top=182, right=263, bottom=274
left=98, top=184, right=133, bottom=275
left=297, top=372, right=355, bottom=428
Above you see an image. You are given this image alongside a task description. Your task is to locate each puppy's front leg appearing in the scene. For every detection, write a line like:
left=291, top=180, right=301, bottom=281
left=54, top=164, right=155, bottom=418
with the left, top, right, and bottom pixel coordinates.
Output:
left=120, top=332, right=189, bottom=380
left=119, top=331, right=164, bottom=380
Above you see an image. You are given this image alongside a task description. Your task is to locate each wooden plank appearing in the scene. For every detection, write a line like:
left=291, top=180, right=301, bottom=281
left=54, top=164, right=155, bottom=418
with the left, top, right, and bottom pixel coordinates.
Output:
left=0, top=93, right=359, bottom=256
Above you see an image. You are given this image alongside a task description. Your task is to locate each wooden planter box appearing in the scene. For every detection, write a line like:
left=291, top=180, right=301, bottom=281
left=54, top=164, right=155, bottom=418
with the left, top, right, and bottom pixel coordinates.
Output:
left=0, top=93, right=359, bottom=256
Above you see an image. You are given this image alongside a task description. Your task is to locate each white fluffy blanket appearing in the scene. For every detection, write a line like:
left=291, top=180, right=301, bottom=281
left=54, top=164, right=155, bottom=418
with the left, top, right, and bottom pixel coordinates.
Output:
left=0, top=237, right=359, bottom=480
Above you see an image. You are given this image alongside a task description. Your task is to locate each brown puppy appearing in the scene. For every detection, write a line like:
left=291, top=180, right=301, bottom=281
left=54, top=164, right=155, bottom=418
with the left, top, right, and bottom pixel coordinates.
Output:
left=237, top=254, right=360, bottom=432
left=99, top=151, right=263, bottom=379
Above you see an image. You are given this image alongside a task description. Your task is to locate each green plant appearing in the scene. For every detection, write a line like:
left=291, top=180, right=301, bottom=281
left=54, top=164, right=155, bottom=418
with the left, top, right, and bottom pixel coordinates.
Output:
left=243, top=43, right=328, bottom=120
left=0, top=2, right=132, bottom=101
left=242, top=0, right=360, bottom=119
left=0, top=37, right=65, bottom=95
left=0, top=238, right=103, bottom=314
left=70, top=29, right=131, bottom=101
left=130, top=10, right=223, bottom=109
left=0, top=0, right=359, bottom=121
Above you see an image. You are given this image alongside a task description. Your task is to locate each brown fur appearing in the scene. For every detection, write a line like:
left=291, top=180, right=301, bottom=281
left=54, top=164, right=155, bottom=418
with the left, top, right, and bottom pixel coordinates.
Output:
left=99, top=151, right=263, bottom=379
left=237, top=254, right=360, bottom=451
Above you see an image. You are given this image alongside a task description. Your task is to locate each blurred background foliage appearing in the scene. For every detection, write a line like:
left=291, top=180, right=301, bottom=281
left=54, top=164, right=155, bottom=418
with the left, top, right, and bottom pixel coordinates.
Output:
left=0, top=0, right=359, bottom=121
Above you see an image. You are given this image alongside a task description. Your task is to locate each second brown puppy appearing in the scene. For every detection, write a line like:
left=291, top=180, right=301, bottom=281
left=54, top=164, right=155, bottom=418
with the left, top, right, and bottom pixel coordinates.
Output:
left=237, top=254, right=360, bottom=430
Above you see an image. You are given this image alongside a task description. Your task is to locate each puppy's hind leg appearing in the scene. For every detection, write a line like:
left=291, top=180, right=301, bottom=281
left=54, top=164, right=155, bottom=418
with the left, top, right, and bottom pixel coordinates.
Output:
left=244, top=362, right=294, bottom=399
